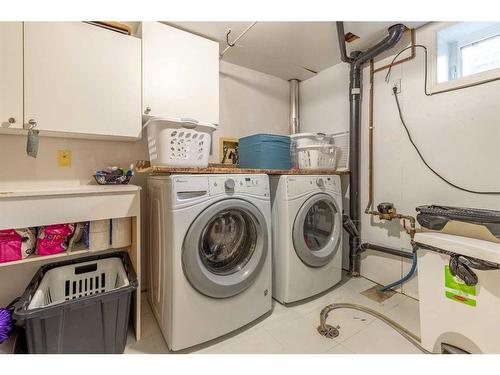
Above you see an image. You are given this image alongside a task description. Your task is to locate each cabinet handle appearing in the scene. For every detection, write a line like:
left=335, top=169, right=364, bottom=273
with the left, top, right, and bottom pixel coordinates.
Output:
left=144, top=107, right=151, bottom=115
left=8, top=117, right=16, bottom=124
left=24, top=119, right=37, bottom=130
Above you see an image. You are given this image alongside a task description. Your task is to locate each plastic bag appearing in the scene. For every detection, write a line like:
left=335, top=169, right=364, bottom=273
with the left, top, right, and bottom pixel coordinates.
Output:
left=0, top=228, right=35, bottom=263
left=36, top=224, right=75, bottom=256
left=0, top=230, right=22, bottom=263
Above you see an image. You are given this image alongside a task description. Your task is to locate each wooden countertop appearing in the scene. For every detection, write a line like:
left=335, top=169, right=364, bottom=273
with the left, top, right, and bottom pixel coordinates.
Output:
left=135, top=161, right=350, bottom=176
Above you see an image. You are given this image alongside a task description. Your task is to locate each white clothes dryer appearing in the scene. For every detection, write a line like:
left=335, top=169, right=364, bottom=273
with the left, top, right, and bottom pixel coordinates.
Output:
left=270, top=175, right=343, bottom=304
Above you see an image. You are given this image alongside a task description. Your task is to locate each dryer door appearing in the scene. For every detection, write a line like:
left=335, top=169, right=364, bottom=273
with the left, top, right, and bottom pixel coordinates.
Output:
left=292, top=193, right=341, bottom=267
left=182, top=198, right=268, bottom=298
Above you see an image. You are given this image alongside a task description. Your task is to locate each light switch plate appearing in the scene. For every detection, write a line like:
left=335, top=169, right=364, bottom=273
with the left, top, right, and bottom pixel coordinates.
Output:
left=57, top=149, right=71, bottom=167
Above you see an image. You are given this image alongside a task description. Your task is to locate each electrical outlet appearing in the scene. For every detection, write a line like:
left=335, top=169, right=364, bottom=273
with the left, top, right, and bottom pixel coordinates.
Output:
left=392, top=79, right=402, bottom=94
left=57, top=149, right=71, bottom=167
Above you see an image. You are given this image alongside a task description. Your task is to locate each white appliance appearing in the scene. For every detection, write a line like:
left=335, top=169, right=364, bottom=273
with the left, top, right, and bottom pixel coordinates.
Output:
left=415, top=231, right=500, bottom=354
left=270, top=175, right=343, bottom=304
left=147, top=174, right=272, bottom=351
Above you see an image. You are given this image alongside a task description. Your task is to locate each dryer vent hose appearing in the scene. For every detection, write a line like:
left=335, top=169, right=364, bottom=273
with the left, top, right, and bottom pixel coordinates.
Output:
left=317, top=302, right=431, bottom=354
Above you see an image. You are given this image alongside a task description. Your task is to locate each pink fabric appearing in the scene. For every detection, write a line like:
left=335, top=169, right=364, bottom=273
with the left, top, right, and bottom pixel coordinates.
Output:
left=36, top=224, right=75, bottom=256
left=0, top=230, right=22, bottom=263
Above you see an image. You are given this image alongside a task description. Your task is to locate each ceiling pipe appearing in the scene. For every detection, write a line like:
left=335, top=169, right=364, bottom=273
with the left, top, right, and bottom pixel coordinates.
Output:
left=336, top=22, right=406, bottom=276
left=289, top=79, right=300, bottom=134
left=335, top=21, right=353, bottom=64
left=352, top=24, right=407, bottom=70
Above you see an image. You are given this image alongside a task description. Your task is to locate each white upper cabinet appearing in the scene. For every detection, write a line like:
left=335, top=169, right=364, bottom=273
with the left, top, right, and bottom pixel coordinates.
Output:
left=24, top=22, right=142, bottom=139
left=0, top=22, right=23, bottom=130
left=142, top=22, right=219, bottom=124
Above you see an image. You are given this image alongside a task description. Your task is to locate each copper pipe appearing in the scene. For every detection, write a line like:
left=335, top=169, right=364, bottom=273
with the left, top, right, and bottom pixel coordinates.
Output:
left=366, top=209, right=417, bottom=240
left=365, top=59, right=375, bottom=213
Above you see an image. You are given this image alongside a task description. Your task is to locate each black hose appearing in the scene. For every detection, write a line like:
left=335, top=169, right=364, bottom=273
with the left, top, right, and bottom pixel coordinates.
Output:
left=393, top=87, right=500, bottom=194
left=385, top=44, right=500, bottom=95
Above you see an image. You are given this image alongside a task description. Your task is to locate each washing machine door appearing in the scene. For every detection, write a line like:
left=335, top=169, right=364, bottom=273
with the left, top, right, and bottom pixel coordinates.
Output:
left=182, top=198, right=268, bottom=298
left=292, top=193, right=341, bottom=267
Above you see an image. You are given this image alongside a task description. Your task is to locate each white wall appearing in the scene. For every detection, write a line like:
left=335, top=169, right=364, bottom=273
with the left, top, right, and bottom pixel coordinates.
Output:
left=0, top=61, right=289, bottom=306
left=211, top=60, right=289, bottom=162
left=300, top=23, right=500, bottom=299
left=300, top=62, right=349, bottom=135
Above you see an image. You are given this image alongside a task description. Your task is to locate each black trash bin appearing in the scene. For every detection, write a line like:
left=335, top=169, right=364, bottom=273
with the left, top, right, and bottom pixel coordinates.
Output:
left=13, top=251, right=138, bottom=354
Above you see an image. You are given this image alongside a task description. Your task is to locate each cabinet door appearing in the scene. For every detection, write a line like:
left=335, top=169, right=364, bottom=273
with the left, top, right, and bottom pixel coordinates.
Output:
left=24, top=22, right=142, bottom=139
left=142, top=22, right=219, bottom=124
left=0, top=22, right=23, bottom=129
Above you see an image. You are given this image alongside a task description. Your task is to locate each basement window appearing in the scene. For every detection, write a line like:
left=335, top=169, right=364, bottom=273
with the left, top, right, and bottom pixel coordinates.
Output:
left=431, top=22, right=500, bottom=92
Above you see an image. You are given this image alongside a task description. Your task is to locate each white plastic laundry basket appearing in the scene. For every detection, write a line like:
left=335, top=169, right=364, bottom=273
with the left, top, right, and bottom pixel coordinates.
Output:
left=144, top=117, right=217, bottom=168
left=329, top=131, right=349, bottom=170
left=290, top=133, right=328, bottom=147
left=27, top=257, right=130, bottom=309
left=296, top=144, right=339, bottom=169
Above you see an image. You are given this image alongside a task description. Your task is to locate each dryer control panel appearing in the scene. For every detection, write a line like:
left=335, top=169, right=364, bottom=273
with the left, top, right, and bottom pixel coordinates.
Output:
left=285, top=175, right=341, bottom=198
left=209, top=175, right=269, bottom=197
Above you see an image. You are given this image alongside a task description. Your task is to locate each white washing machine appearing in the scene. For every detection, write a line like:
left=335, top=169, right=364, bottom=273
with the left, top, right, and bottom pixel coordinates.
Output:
left=147, top=174, right=272, bottom=351
left=270, top=175, right=343, bottom=304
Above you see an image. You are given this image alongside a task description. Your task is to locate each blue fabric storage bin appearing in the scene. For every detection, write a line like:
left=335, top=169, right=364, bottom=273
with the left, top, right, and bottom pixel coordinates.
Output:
left=239, top=134, right=291, bottom=170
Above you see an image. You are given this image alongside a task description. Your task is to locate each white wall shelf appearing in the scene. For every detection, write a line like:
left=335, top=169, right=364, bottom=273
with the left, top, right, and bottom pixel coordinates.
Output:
left=0, top=247, right=120, bottom=269
left=0, top=184, right=142, bottom=341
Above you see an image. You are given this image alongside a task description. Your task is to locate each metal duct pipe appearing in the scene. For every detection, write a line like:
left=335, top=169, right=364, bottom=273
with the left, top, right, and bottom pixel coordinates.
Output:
left=289, top=79, right=300, bottom=134
left=336, top=22, right=406, bottom=275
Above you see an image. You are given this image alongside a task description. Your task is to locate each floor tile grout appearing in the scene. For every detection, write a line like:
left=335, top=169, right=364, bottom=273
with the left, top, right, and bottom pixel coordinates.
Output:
left=131, top=277, right=420, bottom=354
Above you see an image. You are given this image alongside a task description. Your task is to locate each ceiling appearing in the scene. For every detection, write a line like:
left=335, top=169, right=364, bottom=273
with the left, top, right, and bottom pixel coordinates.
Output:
left=165, top=21, right=428, bottom=80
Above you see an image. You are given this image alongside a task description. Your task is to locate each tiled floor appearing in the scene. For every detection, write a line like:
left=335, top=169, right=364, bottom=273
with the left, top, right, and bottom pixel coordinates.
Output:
left=125, top=273, right=422, bottom=354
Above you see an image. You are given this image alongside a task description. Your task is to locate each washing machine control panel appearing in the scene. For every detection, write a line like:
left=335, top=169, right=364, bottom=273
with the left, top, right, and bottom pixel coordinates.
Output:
left=209, top=175, right=269, bottom=196
left=224, top=178, right=236, bottom=190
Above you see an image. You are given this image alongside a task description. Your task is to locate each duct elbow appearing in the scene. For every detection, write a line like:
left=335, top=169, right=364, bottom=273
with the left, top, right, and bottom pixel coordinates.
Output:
left=336, top=22, right=354, bottom=64
left=386, top=23, right=406, bottom=47
left=352, top=23, right=407, bottom=70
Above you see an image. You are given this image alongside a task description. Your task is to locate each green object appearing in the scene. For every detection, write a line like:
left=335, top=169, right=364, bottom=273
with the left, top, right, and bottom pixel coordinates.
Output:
left=444, top=265, right=476, bottom=307
left=444, top=266, right=476, bottom=295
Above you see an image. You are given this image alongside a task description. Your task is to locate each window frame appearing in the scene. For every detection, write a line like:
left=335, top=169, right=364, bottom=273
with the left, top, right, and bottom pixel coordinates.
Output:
left=427, top=21, right=500, bottom=94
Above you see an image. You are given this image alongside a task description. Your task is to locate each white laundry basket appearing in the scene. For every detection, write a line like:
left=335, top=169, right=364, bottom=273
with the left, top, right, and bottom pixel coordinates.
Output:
left=27, top=256, right=131, bottom=309
left=329, top=131, right=349, bottom=170
left=291, top=133, right=336, bottom=169
left=296, top=144, right=339, bottom=169
left=290, top=133, right=328, bottom=147
left=144, top=117, right=217, bottom=168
